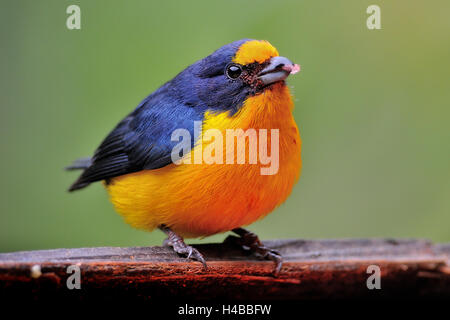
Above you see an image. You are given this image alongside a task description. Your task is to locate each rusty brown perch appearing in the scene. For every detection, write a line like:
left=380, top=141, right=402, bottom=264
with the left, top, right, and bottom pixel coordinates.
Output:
left=0, top=239, right=449, bottom=301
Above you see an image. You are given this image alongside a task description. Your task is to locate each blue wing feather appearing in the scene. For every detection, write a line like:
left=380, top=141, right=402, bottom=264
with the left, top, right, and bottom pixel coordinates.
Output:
left=68, top=84, right=205, bottom=191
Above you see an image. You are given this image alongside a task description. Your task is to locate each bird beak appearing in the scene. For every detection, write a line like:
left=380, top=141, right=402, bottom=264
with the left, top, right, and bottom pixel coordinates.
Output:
left=257, top=56, right=300, bottom=86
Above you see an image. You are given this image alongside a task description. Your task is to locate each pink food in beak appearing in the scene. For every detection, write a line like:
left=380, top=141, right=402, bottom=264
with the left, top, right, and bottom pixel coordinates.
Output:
left=282, top=64, right=300, bottom=75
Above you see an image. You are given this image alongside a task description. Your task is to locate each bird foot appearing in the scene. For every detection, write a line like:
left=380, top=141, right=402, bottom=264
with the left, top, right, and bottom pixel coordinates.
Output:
left=160, top=225, right=207, bottom=270
left=225, top=228, right=283, bottom=276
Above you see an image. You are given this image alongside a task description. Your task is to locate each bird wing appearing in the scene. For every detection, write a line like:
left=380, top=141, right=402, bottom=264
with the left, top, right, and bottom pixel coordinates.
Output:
left=69, top=89, right=203, bottom=191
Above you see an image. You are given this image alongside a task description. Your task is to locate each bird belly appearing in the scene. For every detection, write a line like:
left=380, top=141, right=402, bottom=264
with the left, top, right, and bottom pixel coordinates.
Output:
left=106, top=83, right=302, bottom=237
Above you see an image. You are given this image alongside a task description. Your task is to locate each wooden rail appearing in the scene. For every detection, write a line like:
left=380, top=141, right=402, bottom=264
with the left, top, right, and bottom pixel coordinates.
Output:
left=0, top=239, right=449, bottom=301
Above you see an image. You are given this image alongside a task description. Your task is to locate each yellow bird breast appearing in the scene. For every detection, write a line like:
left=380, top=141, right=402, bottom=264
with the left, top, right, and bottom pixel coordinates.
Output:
left=106, top=83, right=302, bottom=238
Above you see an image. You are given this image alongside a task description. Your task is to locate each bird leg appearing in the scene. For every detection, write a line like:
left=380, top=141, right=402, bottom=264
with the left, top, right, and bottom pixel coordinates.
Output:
left=225, top=228, right=283, bottom=275
left=159, top=225, right=207, bottom=270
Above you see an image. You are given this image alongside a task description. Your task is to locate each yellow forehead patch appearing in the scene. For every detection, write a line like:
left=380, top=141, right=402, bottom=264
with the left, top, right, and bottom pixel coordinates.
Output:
left=233, top=40, right=279, bottom=65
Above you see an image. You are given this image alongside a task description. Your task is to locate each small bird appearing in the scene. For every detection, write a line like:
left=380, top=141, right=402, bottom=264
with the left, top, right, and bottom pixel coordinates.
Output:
left=67, top=39, right=301, bottom=274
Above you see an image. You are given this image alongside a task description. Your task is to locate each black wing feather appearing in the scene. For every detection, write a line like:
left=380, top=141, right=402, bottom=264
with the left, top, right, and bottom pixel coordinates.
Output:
left=68, top=90, right=203, bottom=191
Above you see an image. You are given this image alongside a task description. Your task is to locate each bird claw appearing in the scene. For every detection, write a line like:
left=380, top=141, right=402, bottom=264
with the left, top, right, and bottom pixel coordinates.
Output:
left=166, top=238, right=208, bottom=270
left=186, top=247, right=193, bottom=259
left=264, top=250, right=283, bottom=275
left=227, top=228, right=284, bottom=276
left=160, top=226, right=208, bottom=270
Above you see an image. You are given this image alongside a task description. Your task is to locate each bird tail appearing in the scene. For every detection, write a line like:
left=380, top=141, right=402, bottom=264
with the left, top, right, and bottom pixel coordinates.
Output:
left=65, top=157, right=92, bottom=192
left=65, top=157, right=92, bottom=171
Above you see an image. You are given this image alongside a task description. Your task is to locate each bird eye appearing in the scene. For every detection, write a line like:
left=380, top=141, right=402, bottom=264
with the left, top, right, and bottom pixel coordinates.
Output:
left=226, top=64, right=242, bottom=79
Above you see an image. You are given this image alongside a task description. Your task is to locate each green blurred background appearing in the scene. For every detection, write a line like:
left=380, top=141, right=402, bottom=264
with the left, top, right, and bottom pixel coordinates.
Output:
left=1, top=0, right=449, bottom=252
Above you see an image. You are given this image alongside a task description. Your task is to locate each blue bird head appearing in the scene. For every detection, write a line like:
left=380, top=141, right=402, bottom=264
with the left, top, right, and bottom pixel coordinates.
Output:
left=165, top=39, right=298, bottom=114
